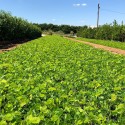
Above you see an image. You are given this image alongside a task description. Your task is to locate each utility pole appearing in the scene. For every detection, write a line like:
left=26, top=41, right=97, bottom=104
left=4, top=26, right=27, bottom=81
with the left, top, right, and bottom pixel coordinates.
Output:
left=97, top=0, right=100, bottom=28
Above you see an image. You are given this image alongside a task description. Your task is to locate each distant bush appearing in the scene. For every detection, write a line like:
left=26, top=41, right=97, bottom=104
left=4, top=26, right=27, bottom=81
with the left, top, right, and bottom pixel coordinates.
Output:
left=77, top=20, right=125, bottom=42
left=47, top=30, right=53, bottom=35
left=54, top=30, right=64, bottom=36
left=0, top=10, right=42, bottom=44
left=34, top=23, right=81, bottom=35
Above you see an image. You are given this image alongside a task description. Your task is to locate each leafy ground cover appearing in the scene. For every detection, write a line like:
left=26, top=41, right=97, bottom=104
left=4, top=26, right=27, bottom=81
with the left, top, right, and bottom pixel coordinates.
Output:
left=0, top=35, right=125, bottom=124
left=77, top=37, right=125, bottom=50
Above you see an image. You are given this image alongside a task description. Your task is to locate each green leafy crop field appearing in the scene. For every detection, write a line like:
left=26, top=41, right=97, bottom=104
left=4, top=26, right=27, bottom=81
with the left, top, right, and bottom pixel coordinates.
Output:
left=0, top=35, right=125, bottom=124
left=77, top=37, right=125, bottom=50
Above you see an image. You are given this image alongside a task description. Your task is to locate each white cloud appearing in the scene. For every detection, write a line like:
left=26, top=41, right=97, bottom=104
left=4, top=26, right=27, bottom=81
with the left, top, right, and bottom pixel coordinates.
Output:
left=73, top=4, right=81, bottom=7
left=81, top=3, right=87, bottom=6
left=73, top=3, right=87, bottom=7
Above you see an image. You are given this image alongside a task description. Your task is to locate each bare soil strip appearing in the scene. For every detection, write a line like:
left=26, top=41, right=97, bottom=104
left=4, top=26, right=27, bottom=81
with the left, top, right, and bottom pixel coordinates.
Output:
left=66, top=37, right=125, bottom=56
left=0, top=44, right=20, bottom=53
left=0, top=39, right=30, bottom=54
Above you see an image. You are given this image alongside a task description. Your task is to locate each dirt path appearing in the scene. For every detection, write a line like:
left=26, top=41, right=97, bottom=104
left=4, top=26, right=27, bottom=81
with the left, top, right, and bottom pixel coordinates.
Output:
left=66, top=37, right=125, bottom=56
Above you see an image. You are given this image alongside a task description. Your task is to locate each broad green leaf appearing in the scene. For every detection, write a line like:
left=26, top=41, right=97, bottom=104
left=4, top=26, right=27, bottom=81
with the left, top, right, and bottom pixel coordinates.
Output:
left=111, top=94, right=117, bottom=101
left=4, top=113, right=13, bottom=121
left=26, top=115, right=41, bottom=124
left=76, top=120, right=83, bottom=125
left=0, top=120, right=7, bottom=125
left=51, top=115, right=59, bottom=122
left=48, top=87, right=56, bottom=91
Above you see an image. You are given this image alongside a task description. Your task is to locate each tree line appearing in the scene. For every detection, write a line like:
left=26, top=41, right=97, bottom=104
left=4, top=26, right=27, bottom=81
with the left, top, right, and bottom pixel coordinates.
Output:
left=34, top=23, right=81, bottom=35
left=0, top=10, right=41, bottom=45
left=77, top=20, right=125, bottom=42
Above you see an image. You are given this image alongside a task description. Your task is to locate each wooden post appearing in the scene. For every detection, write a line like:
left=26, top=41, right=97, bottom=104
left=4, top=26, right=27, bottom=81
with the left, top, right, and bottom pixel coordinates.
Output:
left=97, top=0, right=100, bottom=28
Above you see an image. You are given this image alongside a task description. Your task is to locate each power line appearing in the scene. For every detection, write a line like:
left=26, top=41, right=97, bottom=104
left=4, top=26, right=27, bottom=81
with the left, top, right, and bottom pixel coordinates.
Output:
left=101, top=8, right=125, bottom=15
left=96, top=1, right=125, bottom=27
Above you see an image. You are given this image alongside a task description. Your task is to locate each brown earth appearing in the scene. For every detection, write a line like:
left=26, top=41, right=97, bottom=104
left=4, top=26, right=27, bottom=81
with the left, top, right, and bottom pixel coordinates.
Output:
left=0, top=39, right=30, bottom=54
left=0, top=44, right=20, bottom=53
left=66, top=37, right=125, bottom=56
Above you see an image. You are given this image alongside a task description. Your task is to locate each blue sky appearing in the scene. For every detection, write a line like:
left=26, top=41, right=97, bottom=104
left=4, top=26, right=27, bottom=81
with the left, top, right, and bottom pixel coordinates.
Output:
left=0, top=0, right=125, bottom=26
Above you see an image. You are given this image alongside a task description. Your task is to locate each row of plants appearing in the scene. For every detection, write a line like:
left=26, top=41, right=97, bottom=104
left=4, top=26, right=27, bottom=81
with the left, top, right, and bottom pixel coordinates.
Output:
left=77, top=20, right=125, bottom=42
left=0, top=35, right=125, bottom=124
left=76, top=37, right=125, bottom=50
left=0, top=10, right=42, bottom=45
